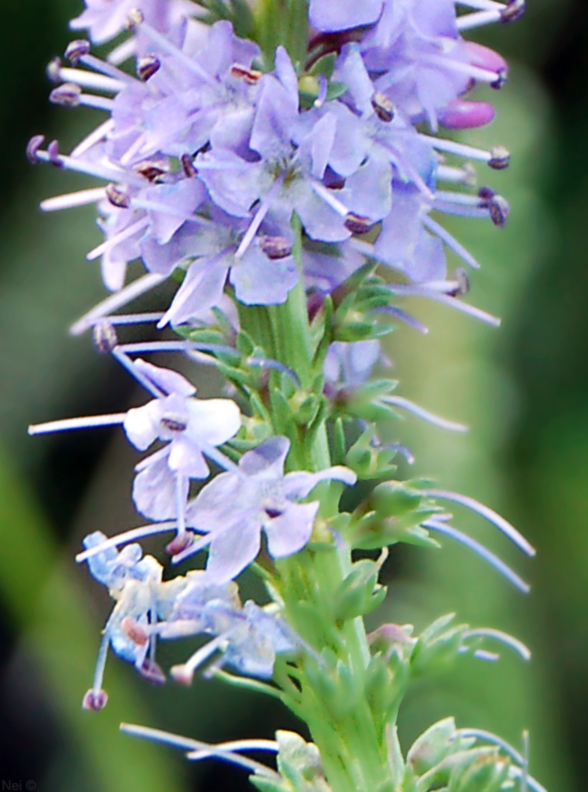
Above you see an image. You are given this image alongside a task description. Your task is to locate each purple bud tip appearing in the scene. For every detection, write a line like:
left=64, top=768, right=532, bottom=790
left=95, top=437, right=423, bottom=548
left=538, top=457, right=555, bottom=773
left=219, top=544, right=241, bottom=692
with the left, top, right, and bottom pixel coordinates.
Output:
left=93, top=320, right=118, bottom=354
left=488, top=195, right=510, bottom=228
left=82, top=689, right=108, bottom=711
left=230, top=64, right=263, bottom=84
left=50, top=83, right=82, bottom=108
left=64, top=39, right=91, bottom=65
left=105, top=183, right=131, bottom=208
left=139, top=659, right=166, bottom=686
left=440, top=100, right=495, bottom=131
left=134, top=160, right=168, bottom=182
left=344, top=212, right=375, bottom=236
left=501, top=0, right=526, bottom=23
left=126, top=9, right=145, bottom=30
left=261, top=236, right=293, bottom=260
left=181, top=153, right=197, bottom=178
left=137, top=56, right=161, bottom=81
left=47, top=140, right=64, bottom=168
left=166, top=531, right=195, bottom=556
left=46, top=58, right=62, bottom=84
left=371, top=92, right=395, bottom=123
left=488, top=146, right=510, bottom=170
left=26, top=135, right=45, bottom=164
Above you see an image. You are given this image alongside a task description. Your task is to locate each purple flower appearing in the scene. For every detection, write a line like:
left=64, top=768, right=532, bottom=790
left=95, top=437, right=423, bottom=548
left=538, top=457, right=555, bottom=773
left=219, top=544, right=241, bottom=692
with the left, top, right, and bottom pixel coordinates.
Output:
left=324, top=340, right=390, bottom=389
left=176, top=436, right=357, bottom=582
left=123, top=360, right=241, bottom=521
left=162, top=574, right=296, bottom=680
left=70, top=0, right=195, bottom=47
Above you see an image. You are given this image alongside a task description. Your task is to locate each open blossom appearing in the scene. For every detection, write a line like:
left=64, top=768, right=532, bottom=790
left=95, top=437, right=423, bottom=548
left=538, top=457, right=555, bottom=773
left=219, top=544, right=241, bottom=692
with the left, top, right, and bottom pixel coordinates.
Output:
left=178, top=436, right=357, bottom=582
left=123, top=360, right=241, bottom=520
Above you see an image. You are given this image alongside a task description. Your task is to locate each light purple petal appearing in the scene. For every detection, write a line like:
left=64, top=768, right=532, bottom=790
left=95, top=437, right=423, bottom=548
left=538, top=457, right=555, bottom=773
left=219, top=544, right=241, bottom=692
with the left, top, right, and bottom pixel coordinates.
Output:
left=206, top=522, right=262, bottom=583
left=133, top=359, right=197, bottom=397
left=284, top=466, right=357, bottom=499
left=168, top=436, right=210, bottom=478
left=309, top=0, right=383, bottom=31
left=239, top=437, right=290, bottom=478
left=264, top=501, right=319, bottom=558
left=230, top=247, right=299, bottom=306
left=132, top=449, right=180, bottom=520
left=185, top=398, right=241, bottom=447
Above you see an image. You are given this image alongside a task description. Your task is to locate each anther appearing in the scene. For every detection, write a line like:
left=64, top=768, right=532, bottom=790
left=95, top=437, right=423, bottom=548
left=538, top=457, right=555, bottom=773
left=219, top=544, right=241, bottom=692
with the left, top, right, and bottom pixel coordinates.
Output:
left=166, top=532, right=195, bottom=556
left=134, top=160, right=168, bottom=182
left=490, top=69, right=508, bottom=90
left=478, top=185, right=497, bottom=201
left=50, top=83, right=82, bottom=107
left=105, top=183, right=131, bottom=208
left=371, top=92, right=395, bottom=123
left=230, top=64, right=263, bottom=84
left=160, top=414, right=188, bottom=432
left=181, top=153, right=197, bottom=178
left=344, top=213, right=376, bottom=236
left=121, top=617, right=150, bottom=646
left=47, top=58, right=62, bottom=83
left=488, top=145, right=510, bottom=170
left=454, top=267, right=470, bottom=295
left=26, top=135, right=45, bottom=164
left=64, top=39, right=91, bottom=66
left=93, top=320, right=119, bottom=354
left=47, top=140, right=64, bottom=168
left=139, top=658, right=166, bottom=685
left=488, top=195, right=510, bottom=227
left=82, top=688, right=108, bottom=711
left=126, top=9, right=145, bottom=30
left=170, top=663, right=194, bottom=686
left=501, top=0, right=525, bottom=23
left=137, top=55, right=161, bottom=81
left=261, top=236, right=292, bottom=260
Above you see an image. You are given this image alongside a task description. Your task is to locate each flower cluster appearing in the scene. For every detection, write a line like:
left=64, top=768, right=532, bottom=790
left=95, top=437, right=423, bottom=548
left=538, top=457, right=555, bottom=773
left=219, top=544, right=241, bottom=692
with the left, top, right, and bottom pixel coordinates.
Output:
left=28, top=1, right=544, bottom=791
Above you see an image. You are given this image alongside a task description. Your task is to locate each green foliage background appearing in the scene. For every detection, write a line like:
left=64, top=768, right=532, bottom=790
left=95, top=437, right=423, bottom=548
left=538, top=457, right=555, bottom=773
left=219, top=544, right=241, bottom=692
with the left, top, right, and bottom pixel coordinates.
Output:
left=0, top=1, right=584, bottom=790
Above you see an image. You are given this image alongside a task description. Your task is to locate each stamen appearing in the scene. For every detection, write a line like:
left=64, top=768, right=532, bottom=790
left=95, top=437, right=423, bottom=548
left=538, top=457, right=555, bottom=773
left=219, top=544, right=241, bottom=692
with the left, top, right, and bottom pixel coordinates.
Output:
left=420, top=134, right=509, bottom=169
left=437, top=164, right=477, bottom=186
left=93, top=320, right=119, bottom=354
left=71, top=118, right=115, bottom=158
left=375, top=306, right=429, bottom=335
left=171, top=633, right=230, bottom=684
left=40, top=187, right=107, bottom=212
left=380, top=395, right=468, bottom=433
left=87, top=217, right=150, bottom=261
left=509, top=767, right=547, bottom=792
left=423, top=518, right=530, bottom=593
left=462, top=627, right=531, bottom=660
left=386, top=284, right=502, bottom=327
left=235, top=174, right=285, bottom=259
left=422, top=54, right=505, bottom=87
left=420, top=489, right=536, bottom=556
left=176, top=474, right=187, bottom=536
left=111, top=348, right=164, bottom=398
left=107, top=38, right=136, bottom=66
left=454, top=728, right=525, bottom=765
left=422, top=215, right=481, bottom=269
left=311, top=181, right=349, bottom=218
left=83, top=630, right=110, bottom=709
left=28, top=413, right=126, bottom=435
left=75, top=522, right=177, bottom=563
left=50, top=66, right=124, bottom=93
left=70, top=273, right=165, bottom=336
left=119, top=723, right=281, bottom=779
left=130, top=18, right=218, bottom=87
left=33, top=148, right=144, bottom=187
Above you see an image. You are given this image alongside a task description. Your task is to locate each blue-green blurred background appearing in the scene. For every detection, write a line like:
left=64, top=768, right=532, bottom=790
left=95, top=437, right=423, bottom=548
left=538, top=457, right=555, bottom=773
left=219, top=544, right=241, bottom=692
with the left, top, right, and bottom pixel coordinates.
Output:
left=0, top=1, right=585, bottom=790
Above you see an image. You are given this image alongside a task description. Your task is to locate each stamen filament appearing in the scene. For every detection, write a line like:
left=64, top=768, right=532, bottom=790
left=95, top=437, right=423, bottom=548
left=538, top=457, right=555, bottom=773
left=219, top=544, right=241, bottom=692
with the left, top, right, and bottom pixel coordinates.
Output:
left=75, top=522, right=177, bottom=563
left=423, top=518, right=530, bottom=593
left=70, top=273, right=165, bottom=336
left=380, top=395, right=468, bottom=432
left=463, top=627, right=532, bottom=660
left=420, top=489, right=535, bottom=556
left=87, top=217, right=150, bottom=261
left=28, top=413, right=126, bottom=435
left=41, top=187, right=107, bottom=212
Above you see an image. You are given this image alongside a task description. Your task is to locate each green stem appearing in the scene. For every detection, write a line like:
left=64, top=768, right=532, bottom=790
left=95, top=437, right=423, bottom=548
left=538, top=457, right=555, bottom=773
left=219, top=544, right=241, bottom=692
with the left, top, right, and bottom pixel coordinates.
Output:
left=240, top=263, right=397, bottom=791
